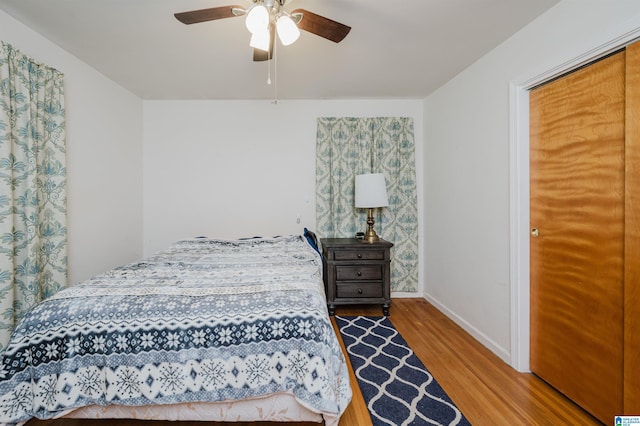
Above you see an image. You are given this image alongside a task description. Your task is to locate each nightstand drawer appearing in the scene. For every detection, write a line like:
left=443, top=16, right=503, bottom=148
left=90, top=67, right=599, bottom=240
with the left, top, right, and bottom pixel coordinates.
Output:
left=336, top=283, right=383, bottom=298
left=336, top=265, right=382, bottom=281
left=333, top=250, right=385, bottom=261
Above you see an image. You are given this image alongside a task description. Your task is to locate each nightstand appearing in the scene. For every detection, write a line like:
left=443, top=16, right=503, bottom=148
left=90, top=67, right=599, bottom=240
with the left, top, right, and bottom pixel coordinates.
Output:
left=321, top=238, right=393, bottom=316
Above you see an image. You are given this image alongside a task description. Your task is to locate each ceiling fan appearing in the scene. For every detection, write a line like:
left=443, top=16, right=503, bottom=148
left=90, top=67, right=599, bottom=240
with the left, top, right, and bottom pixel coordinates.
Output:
left=174, top=0, right=351, bottom=61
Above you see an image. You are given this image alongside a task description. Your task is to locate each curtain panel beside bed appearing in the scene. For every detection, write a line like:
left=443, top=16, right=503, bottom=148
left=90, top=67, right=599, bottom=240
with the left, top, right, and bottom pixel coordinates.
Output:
left=0, top=41, right=67, bottom=350
left=315, top=117, right=418, bottom=293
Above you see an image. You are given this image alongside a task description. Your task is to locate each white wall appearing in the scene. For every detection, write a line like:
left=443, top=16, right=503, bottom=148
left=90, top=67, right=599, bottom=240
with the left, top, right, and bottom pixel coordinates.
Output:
left=0, top=10, right=144, bottom=284
left=423, top=0, right=640, bottom=365
left=142, top=99, right=424, bottom=294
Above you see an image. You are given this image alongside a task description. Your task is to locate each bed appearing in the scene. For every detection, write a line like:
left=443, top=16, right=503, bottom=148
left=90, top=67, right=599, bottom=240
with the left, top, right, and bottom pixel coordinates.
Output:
left=0, top=234, right=351, bottom=425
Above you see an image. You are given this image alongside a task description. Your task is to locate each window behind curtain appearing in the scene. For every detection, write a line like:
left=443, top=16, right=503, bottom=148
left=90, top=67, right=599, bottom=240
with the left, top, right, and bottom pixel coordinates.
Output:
left=0, top=41, right=67, bottom=349
left=316, top=117, right=418, bottom=293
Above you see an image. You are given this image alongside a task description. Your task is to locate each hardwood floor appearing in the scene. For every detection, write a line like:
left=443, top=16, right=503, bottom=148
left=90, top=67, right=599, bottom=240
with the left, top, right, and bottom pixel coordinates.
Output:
left=364, top=298, right=603, bottom=425
left=27, top=298, right=602, bottom=426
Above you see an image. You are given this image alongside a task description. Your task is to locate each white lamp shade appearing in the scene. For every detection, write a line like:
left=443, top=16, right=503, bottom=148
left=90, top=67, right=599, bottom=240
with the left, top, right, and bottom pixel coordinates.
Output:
left=245, top=4, right=269, bottom=34
left=276, top=15, right=300, bottom=46
left=249, top=27, right=270, bottom=52
left=355, top=173, right=389, bottom=208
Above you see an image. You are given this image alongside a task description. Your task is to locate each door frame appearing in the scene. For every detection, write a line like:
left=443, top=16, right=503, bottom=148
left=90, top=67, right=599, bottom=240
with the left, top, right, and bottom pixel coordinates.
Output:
left=509, top=27, right=640, bottom=372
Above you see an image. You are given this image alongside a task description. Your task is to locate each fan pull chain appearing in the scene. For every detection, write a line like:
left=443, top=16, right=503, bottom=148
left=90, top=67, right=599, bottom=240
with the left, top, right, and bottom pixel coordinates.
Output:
left=267, top=57, right=278, bottom=103
left=267, top=60, right=271, bottom=85
left=267, top=39, right=273, bottom=86
left=272, top=40, right=278, bottom=104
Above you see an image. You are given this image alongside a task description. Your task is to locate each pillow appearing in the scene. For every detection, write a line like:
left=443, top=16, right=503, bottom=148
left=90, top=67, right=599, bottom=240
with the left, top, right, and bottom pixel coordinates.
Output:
left=304, top=228, right=321, bottom=254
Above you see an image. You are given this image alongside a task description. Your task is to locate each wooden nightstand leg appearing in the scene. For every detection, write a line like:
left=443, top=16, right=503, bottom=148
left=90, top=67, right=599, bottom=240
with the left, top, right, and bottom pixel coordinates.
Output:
left=382, top=304, right=390, bottom=316
left=328, top=304, right=336, bottom=316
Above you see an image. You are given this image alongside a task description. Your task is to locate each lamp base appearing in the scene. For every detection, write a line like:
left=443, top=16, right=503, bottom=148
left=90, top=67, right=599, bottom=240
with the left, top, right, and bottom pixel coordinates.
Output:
left=364, top=231, right=380, bottom=243
left=364, top=208, right=380, bottom=243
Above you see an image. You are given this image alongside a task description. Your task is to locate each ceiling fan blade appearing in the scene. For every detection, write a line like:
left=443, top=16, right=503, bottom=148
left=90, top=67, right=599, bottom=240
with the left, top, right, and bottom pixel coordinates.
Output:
left=175, top=5, right=244, bottom=25
left=253, top=24, right=275, bottom=61
left=290, top=8, right=351, bottom=43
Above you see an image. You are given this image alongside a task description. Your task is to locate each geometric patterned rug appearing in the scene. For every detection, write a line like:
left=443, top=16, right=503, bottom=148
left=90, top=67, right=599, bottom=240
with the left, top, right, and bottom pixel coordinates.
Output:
left=336, top=316, right=472, bottom=426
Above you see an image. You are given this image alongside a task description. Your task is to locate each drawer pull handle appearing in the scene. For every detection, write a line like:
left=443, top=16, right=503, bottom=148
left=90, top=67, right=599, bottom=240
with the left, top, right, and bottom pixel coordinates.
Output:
left=358, top=288, right=363, bottom=294
left=357, top=253, right=363, bottom=259
left=357, top=271, right=362, bottom=276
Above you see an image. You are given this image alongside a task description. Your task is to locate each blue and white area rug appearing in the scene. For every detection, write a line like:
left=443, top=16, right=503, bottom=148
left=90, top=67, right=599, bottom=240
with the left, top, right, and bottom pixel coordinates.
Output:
left=336, top=316, right=471, bottom=426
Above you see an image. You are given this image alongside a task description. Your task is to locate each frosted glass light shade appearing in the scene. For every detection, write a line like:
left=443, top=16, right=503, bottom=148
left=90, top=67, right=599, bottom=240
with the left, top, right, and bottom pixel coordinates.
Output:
left=250, top=27, right=270, bottom=52
left=355, top=173, right=389, bottom=208
left=276, top=15, right=300, bottom=46
left=245, top=5, right=269, bottom=34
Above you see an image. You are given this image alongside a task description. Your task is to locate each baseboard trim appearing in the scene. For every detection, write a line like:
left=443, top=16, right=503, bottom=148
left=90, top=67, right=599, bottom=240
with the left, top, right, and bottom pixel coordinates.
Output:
left=423, top=293, right=511, bottom=365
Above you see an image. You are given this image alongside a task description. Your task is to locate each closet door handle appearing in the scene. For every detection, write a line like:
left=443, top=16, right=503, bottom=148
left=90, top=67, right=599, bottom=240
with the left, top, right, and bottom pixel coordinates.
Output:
left=531, top=228, right=540, bottom=238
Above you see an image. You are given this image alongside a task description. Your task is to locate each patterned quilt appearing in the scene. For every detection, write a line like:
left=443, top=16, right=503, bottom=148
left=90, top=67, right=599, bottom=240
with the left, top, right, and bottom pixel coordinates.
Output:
left=0, top=235, right=351, bottom=425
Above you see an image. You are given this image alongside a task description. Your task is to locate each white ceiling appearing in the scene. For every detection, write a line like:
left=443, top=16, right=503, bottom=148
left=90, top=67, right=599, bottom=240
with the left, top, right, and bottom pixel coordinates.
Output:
left=0, top=0, right=560, bottom=100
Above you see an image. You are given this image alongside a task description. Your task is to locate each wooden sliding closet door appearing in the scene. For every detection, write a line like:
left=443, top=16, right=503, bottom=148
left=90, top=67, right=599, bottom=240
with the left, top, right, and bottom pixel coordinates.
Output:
left=625, top=40, right=640, bottom=414
left=530, top=51, right=625, bottom=422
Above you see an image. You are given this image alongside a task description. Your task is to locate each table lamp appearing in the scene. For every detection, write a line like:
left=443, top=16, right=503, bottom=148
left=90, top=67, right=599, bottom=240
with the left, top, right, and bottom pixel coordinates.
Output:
left=355, top=173, right=389, bottom=243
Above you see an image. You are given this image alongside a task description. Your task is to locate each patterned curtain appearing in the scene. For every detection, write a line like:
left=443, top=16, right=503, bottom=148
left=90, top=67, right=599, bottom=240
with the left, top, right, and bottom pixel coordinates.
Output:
left=316, top=117, right=418, bottom=292
left=0, top=41, right=67, bottom=349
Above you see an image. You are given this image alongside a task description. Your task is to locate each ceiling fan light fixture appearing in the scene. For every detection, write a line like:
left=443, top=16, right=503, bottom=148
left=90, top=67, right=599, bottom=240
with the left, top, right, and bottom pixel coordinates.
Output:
left=250, top=27, right=271, bottom=52
left=276, top=14, right=300, bottom=46
left=245, top=4, right=269, bottom=34
left=174, top=4, right=351, bottom=62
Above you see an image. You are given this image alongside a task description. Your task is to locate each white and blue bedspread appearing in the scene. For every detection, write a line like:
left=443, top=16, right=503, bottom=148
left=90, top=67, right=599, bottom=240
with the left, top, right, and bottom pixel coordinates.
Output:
left=0, top=235, right=351, bottom=425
